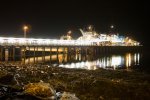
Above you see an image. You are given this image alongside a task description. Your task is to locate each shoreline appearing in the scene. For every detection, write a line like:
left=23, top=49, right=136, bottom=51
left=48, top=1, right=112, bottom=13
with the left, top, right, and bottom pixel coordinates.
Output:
left=0, top=64, right=150, bottom=99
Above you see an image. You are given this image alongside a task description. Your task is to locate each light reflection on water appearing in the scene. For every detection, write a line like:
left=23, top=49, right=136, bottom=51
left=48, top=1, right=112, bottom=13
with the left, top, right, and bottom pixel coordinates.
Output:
left=58, top=53, right=140, bottom=70
left=0, top=53, right=141, bottom=70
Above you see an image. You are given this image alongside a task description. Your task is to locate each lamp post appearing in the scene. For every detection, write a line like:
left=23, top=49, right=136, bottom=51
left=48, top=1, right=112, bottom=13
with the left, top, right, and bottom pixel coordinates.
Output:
left=23, top=25, right=28, bottom=38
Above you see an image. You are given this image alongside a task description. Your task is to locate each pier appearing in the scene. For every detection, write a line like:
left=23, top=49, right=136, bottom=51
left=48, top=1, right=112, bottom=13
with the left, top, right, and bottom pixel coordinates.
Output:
left=0, top=37, right=141, bottom=60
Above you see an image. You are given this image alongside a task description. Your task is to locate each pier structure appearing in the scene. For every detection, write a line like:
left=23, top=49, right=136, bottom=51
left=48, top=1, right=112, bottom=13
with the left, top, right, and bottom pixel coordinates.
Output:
left=0, top=37, right=141, bottom=60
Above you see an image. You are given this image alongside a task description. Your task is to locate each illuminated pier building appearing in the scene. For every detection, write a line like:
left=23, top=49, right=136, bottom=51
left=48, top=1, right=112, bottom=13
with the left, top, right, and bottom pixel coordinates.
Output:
left=0, top=25, right=141, bottom=60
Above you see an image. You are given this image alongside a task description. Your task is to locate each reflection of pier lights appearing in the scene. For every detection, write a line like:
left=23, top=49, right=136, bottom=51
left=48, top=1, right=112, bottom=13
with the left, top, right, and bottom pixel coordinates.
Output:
left=0, top=46, right=141, bottom=61
left=24, top=55, right=51, bottom=64
left=126, top=53, right=131, bottom=67
left=19, top=46, right=68, bottom=58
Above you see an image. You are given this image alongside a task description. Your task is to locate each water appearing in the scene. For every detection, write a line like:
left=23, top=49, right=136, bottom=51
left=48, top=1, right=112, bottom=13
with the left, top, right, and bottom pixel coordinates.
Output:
left=58, top=53, right=141, bottom=70
left=0, top=52, right=143, bottom=71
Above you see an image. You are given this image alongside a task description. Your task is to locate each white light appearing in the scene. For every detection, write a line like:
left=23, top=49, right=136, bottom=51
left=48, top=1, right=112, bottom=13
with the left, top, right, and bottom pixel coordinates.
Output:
left=111, top=56, right=122, bottom=69
left=110, top=25, right=114, bottom=29
left=137, top=53, right=140, bottom=65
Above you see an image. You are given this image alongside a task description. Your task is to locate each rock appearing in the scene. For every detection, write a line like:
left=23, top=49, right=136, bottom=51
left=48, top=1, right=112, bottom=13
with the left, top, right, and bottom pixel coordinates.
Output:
left=0, top=85, right=23, bottom=98
left=0, top=74, right=16, bottom=85
left=24, top=81, right=56, bottom=99
left=56, top=92, right=63, bottom=99
left=60, top=92, right=79, bottom=100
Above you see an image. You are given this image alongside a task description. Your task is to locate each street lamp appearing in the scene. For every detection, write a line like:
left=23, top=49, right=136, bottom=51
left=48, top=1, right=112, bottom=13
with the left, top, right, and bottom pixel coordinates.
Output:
left=23, top=25, right=28, bottom=38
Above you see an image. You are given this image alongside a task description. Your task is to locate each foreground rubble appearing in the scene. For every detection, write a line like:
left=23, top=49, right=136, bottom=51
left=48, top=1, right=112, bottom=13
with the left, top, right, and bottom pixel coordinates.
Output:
left=0, top=63, right=150, bottom=99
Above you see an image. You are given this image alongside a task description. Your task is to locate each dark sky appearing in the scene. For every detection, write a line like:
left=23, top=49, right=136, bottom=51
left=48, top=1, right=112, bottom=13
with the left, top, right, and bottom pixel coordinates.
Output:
left=0, top=0, right=148, bottom=45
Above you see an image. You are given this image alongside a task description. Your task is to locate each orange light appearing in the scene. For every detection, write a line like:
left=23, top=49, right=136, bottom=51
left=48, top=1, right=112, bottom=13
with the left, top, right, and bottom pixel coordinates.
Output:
left=23, top=26, right=28, bottom=30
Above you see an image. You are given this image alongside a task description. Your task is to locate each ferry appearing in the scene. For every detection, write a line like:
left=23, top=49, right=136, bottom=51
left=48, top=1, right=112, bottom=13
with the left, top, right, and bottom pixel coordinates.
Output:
left=60, top=25, right=140, bottom=46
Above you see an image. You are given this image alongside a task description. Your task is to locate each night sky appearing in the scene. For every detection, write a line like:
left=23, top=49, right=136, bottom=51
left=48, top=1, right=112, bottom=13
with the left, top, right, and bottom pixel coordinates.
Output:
left=0, top=0, right=148, bottom=45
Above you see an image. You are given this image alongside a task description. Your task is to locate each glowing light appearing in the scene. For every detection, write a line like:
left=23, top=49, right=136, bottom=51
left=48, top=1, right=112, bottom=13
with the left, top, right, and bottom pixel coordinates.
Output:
left=128, top=39, right=131, bottom=43
left=23, top=25, right=28, bottom=30
left=70, top=63, right=75, bottom=68
left=0, top=35, right=140, bottom=46
left=67, top=30, right=72, bottom=34
left=134, top=53, right=137, bottom=65
left=110, top=25, right=114, bottom=29
left=111, top=56, right=122, bottom=69
left=23, top=25, right=29, bottom=38
left=137, top=53, right=140, bottom=65
left=88, top=25, right=92, bottom=30
left=126, top=53, right=131, bottom=67
left=134, top=53, right=140, bottom=65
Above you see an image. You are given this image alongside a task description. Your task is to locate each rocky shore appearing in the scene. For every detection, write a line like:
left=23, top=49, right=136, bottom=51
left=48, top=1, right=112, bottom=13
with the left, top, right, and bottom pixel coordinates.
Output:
left=0, top=63, right=150, bottom=100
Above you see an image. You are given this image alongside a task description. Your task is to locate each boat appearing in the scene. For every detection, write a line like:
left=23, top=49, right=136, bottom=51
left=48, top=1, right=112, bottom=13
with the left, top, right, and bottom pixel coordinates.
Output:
left=77, top=25, right=140, bottom=46
left=60, top=25, right=140, bottom=46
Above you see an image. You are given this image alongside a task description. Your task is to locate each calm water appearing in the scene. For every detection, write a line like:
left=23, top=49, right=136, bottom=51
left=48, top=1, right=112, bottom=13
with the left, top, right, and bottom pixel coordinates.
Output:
left=0, top=52, right=143, bottom=71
